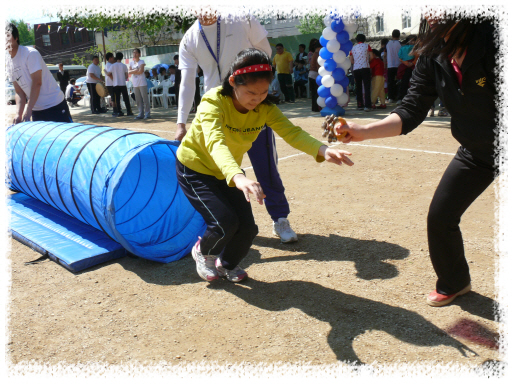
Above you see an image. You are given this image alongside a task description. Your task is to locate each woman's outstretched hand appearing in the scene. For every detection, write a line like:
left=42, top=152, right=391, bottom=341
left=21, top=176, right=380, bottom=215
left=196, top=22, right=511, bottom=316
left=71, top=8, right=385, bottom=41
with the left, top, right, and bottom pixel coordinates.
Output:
left=334, top=120, right=368, bottom=143
left=318, top=146, right=354, bottom=166
left=233, top=174, right=266, bottom=205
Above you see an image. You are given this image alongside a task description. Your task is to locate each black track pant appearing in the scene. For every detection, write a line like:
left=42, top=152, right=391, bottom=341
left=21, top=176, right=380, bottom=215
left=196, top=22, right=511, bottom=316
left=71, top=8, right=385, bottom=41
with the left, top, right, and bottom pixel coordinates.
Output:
left=427, top=146, right=495, bottom=295
left=176, top=160, right=259, bottom=270
left=87, top=82, right=101, bottom=113
left=387, top=67, right=398, bottom=100
left=113, top=86, right=133, bottom=114
left=353, top=67, right=371, bottom=109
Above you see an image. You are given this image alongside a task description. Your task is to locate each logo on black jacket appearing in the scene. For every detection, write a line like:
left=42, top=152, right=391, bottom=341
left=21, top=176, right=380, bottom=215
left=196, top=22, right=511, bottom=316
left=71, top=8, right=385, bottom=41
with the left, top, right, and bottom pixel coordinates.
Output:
left=476, top=77, right=486, bottom=87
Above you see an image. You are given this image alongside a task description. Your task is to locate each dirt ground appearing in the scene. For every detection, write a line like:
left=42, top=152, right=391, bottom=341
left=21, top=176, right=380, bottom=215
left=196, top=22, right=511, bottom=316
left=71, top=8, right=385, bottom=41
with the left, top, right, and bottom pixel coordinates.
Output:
left=4, top=97, right=502, bottom=375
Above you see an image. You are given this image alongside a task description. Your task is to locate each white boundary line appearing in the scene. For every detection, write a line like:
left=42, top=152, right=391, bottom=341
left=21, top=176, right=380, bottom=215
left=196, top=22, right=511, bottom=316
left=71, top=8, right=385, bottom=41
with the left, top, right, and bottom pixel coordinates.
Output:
left=125, top=127, right=456, bottom=168
left=242, top=142, right=455, bottom=171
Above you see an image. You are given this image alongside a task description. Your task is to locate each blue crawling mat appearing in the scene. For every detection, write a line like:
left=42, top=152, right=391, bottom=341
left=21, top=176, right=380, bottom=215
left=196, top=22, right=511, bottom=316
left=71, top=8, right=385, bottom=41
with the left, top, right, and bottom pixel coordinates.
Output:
left=8, top=193, right=126, bottom=272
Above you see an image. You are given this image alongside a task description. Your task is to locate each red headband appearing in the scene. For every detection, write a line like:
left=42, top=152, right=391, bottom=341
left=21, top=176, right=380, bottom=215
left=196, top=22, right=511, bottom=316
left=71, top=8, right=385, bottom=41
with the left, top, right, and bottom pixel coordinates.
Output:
left=232, top=64, right=272, bottom=77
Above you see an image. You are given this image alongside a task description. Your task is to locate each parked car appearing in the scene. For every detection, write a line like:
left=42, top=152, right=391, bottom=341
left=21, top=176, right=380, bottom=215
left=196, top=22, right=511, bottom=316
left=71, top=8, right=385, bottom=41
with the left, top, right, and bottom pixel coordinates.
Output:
left=6, top=81, right=15, bottom=104
left=74, top=76, right=88, bottom=96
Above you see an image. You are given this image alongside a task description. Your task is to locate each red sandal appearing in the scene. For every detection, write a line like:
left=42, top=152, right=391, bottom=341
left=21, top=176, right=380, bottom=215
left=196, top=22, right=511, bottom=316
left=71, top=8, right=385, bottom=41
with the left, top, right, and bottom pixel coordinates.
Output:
left=426, top=284, right=472, bottom=307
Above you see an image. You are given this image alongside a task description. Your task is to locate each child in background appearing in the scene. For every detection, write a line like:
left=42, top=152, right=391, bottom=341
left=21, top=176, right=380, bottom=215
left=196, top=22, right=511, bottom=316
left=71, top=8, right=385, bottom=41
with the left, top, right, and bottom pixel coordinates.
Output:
left=293, top=59, right=308, bottom=98
left=396, top=36, right=417, bottom=103
left=369, top=49, right=387, bottom=109
left=65, top=78, right=81, bottom=107
left=176, top=48, right=354, bottom=283
left=269, top=67, right=282, bottom=103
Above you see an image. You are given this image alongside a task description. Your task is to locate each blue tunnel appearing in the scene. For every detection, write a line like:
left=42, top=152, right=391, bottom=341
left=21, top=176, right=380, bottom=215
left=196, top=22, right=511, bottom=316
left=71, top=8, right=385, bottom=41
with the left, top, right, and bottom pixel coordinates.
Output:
left=6, top=121, right=206, bottom=263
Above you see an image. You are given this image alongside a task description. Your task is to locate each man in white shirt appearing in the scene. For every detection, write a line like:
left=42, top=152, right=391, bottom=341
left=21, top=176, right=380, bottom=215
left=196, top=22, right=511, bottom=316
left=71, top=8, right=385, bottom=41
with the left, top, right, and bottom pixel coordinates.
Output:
left=174, top=10, right=299, bottom=243
left=110, top=52, right=134, bottom=117
left=104, top=52, right=118, bottom=116
left=386, top=29, right=402, bottom=103
left=6, top=23, right=72, bottom=124
left=86, top=55, right=104, bottom=114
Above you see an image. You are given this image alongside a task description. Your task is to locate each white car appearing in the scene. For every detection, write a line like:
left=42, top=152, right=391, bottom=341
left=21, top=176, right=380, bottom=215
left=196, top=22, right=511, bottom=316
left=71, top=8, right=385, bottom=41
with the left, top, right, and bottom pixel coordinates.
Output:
left=74, top=76, right=88, bottom=96
left=6, top=81, right=16, bottom=104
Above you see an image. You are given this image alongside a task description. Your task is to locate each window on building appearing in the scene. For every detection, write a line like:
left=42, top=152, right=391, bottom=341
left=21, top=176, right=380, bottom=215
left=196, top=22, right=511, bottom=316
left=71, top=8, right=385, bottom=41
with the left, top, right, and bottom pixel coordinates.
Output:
left=402, top=14, right=411, bottom=29
left=42, top=34, right=51, bottom=47
left=61, top=33, right=70, bottom=45
left=74, top=30, right=82, bottom=43
left=88, top=30, right=94, bottom=42
left=376, top=16, right=384, bottom=33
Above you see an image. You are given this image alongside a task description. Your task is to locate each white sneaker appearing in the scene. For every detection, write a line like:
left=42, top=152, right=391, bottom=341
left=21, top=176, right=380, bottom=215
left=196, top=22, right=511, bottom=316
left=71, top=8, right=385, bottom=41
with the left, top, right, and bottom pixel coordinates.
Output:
left=191, top=238, right=218, bottom=281
left=273, top=218, right=298, bottom=243
left=215, top=258, right=248, bottom=282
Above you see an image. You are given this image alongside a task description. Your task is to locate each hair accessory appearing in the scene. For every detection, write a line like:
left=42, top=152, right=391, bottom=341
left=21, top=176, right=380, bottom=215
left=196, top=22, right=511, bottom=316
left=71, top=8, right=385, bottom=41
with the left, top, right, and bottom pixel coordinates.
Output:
left=232, top=64, right=272, bottom=77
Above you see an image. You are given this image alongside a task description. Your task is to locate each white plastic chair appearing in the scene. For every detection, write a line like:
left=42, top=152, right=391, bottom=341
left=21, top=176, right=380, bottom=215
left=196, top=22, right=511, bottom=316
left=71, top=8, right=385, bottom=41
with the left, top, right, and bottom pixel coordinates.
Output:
left=150, top=87, right=163, bottom=108
left=83, top=89, right=90, bottom=107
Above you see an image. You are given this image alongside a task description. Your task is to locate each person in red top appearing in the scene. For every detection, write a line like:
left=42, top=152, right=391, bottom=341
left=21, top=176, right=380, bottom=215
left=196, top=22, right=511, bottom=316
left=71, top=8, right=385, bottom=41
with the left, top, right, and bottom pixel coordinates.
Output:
left=369, top=49, right=386, bottom=109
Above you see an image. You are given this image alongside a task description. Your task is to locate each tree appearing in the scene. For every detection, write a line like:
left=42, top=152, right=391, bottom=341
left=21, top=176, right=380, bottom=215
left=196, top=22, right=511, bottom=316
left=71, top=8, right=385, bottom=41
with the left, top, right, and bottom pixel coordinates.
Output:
left=297, top=14, right=326, bottom=35
left=57, top=8, right=189, bottom=48
left=10, top=19, right=35, bottom=46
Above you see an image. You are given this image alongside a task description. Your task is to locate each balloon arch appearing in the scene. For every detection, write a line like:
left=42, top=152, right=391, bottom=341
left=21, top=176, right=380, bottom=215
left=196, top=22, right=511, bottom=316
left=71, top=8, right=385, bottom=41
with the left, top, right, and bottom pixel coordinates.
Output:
left=315, top=15, right=358, bottom=117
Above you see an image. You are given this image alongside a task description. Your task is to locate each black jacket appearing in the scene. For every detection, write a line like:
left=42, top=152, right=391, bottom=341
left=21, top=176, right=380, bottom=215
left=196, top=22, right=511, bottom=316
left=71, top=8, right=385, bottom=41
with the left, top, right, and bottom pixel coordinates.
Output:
left=393, top=21, right=498, bottom=166
left=57, top=70, right=70, bottom=93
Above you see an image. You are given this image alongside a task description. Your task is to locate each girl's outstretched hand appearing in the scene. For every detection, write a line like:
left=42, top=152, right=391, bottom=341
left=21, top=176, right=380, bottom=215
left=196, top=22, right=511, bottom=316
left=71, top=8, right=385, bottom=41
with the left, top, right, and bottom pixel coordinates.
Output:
left=334, top=120, right=368, bottom=143
left=233, top=174, right=266, bottom=205
left=318, top=146, right=354, bottom=166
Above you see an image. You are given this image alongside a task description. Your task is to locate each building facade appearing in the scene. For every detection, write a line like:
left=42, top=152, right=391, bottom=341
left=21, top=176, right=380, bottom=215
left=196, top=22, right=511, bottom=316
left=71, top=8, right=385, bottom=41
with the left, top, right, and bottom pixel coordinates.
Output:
left=34, top=22, right=96, bottom=65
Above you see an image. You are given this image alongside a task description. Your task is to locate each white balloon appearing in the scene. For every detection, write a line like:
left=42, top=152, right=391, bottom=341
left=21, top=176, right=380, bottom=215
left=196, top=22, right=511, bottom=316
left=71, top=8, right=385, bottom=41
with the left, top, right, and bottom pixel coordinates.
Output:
left=337, top=93, right=349, bottom=106
left=317, top=56, right=326, bottom=67
left=322, top=27, right=337, bottom=40
left=318, top=66, right=332, bottom=77
left=344, top=23, right=357, bottom=34
left=321, top=75, right=335, bottom=88
left=323, top=15, right=332, bottom=27
left=340, top=59, right=352, bottom=72
left=317, top=97, right=326, bottom=108
left=326, top=39, right=341, bottom=53
left=330, top=83, right=343, bottom=97
left=332, top=50, right=347, bottom=64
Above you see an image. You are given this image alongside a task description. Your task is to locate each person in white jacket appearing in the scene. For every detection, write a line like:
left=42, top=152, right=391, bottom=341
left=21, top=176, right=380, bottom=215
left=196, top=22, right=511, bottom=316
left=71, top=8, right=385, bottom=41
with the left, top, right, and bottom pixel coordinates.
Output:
left=175, top=10, right=299, bottom=243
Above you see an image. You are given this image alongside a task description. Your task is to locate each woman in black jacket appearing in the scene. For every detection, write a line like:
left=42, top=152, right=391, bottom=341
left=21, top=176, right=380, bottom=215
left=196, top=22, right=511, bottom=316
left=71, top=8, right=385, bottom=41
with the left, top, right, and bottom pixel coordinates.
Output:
left=336, top=16, right=499, bottom=307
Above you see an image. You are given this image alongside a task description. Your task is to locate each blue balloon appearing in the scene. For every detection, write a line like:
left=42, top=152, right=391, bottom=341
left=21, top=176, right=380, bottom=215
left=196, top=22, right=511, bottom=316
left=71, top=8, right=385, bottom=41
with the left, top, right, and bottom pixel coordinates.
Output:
left=316, top=75, right=323, bottom=86
left=336, top=31, right=350, bottom=45
left=332, top=67, right=346, bottom=81
left=325, top=96, right=338, bottom=108
left=318, top=85, right=331, bottom=98
left=340, top=76, right=350, bottom=88
left=331, top=20, right=345, bottom=33
left=319, top=35, right=329, bottom=47
left=324, top=58, right=337, bottom=72
left=341, top=41, right=353, bottom=55
left=319, top=47, right=333, bottom=60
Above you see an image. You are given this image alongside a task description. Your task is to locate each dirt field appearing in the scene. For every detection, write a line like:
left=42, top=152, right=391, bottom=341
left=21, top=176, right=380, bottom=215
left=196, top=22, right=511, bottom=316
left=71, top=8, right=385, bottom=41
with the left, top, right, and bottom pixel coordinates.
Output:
left=4, top=97, right=502, bottom=375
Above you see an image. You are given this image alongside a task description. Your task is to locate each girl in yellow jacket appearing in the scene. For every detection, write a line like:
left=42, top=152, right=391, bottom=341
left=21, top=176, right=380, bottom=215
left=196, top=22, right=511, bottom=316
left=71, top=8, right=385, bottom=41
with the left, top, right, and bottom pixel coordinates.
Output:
left=176, top=48, right=353, bottom=283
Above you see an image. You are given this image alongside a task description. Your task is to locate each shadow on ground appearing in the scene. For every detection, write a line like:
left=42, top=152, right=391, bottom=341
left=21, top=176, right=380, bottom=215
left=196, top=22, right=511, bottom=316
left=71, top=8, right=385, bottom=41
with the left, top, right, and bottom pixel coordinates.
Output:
left=210, top=278, right=477, bottom=364
left=250, top=234, right=409, bottom=280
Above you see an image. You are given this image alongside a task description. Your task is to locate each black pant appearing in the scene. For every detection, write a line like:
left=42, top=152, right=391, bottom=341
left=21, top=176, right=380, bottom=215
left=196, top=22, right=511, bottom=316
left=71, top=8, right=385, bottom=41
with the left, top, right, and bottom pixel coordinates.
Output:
left=427, top=147, right=495, bottom=295
left=194, top=77, right=201, bottom=108
left=294, top=79, right=307, bottom=98
left=87, top=82, right=101, bottom=113
left=113, top=86, right=133, bottom=114
left=397, top=66, right=414, bottom=100
left=277, top=73, right=295, bottom=102
left=309, top=77, right=320, bottom=112
left=32, top=99, right=73, bottom=123
left=387, top=67, right=398, bottom=100
left=176, top=160, right=259, bottom=270
left=353, top=68, right=371, bottom=108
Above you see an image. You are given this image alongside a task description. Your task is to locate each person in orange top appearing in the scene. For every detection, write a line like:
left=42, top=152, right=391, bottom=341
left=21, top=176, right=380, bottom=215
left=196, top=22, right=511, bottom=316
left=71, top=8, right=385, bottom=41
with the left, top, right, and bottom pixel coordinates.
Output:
left=369, top=49, right=387, bottom=109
